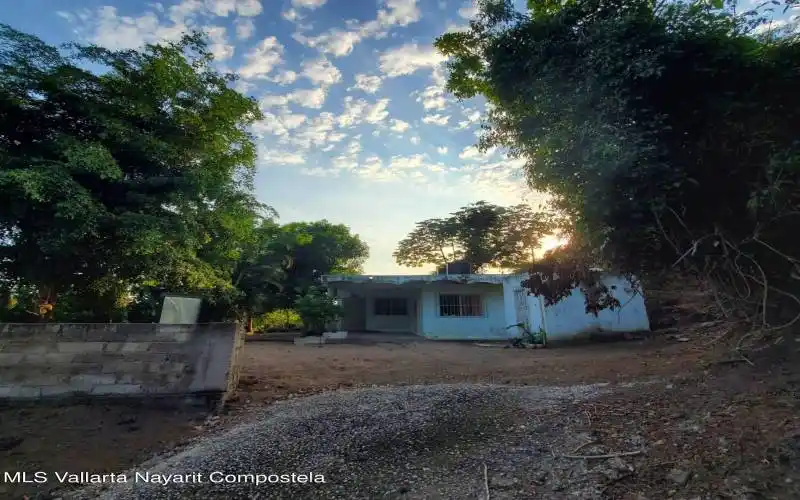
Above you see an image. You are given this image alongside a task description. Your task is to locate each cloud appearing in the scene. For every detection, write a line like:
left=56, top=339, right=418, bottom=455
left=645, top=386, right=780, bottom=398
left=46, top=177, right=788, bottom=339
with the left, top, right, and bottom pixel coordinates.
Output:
left=388, top=154, right=426, bottom=169
left=293, top=0, right=421, bottom=57
left=415, top=85, right=447, bottom=111
left=301, top=57, right=342, bottom=85
left=410, top=136, right=421, bottom=145
left=292, top=0, right=328, bottom=9
left=390, top=119, right=410, bottom=133
left=260, top=150, right=306, bottom=165
left=350, top=74, right=383, bottom=94
left=290, top=87, right=329, bottom=108
left=205, top=26, right=234, bottom=60
left=365, top=99, right=391, bottom=124
left=379, top=44, right=446, bottom=77
left=422, top=114, right=450, bottom=126
left=260, top=86, right=329, bottom=109
left=437, top=146, right=448, bottom=154
left=206, top=0, right=263, bottom=17
left=335, top=97, right=390, bottom=127
left=239, top=36, right=285, bottom=79
left=252, top=108, right=307, bottom=137
left=458, top=144, right=497, bottom=161
left=458, top=145, right=481, bottom=160
left=63, top=4, right=198, bottom=50
left=234, top=18, right=255, bottom=39
left=293, top=29, right=363, bottom=58
left=270, top=70, right=298, bottom=85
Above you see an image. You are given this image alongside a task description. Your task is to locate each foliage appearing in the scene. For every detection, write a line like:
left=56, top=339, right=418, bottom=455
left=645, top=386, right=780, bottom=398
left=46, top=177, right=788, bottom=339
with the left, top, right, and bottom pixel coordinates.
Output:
left=436, top=1, right=800, bottom=332
left=252, top=309, right=303, bottom=332
left=394, top=201, right=554, bottom=272
left=294, top=287, right=343, bottom=335
left=0, top=24, right=262, bottom=315
left=0, top=25, right=370, bottom=325
left=270, top=221, right=369, bottom=306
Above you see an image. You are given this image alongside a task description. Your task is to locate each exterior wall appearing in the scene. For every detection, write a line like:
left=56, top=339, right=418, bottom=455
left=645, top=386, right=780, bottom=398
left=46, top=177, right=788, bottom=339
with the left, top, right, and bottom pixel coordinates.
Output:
left=419, top=283, right=506, bottom=340
left=341, top=297, right=367, bottom=331
left=363, top=289, right=419, bottom=333
left=542, top=275, right=650, bottom=340
left=502, top=275, right=545, bottom=335
left=0, top=323, right=243, bottom=402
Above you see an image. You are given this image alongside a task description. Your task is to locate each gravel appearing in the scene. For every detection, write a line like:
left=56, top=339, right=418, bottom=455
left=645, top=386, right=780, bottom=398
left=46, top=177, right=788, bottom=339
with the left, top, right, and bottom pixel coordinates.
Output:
left=62, top=383, right=608, bottom=500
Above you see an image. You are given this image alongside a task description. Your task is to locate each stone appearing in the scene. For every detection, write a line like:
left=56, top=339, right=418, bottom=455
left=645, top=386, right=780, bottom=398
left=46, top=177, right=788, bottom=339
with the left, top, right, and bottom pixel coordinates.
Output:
left=0, top=437, right=24, bottom=451
left=70, top=374, right=118, bottom=387
left=668, top=468, right=691, bottom=486
left=0, top=386, right=41, bottom=398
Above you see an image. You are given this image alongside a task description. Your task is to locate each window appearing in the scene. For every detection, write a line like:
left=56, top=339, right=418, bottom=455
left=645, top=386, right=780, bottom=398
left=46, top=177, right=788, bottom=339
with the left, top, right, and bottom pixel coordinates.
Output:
left=439, top=294, right=483, bottom=317
left=374, top=298, right=408, bottom=316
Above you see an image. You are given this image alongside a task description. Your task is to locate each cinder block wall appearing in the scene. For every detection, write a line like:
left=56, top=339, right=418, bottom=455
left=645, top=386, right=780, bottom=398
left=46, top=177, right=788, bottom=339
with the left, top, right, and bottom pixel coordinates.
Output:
left=0, top=323, right=244, bottom=401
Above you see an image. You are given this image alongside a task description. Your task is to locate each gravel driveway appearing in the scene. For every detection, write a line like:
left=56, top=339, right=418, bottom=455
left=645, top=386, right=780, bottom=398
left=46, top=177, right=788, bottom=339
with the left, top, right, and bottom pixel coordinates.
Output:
left=64, top=383, right=610, bottom=500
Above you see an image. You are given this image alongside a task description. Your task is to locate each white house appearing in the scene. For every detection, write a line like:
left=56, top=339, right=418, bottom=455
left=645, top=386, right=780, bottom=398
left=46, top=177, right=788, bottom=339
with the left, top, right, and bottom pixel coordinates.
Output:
left=322, top=273, right=650, bottom=342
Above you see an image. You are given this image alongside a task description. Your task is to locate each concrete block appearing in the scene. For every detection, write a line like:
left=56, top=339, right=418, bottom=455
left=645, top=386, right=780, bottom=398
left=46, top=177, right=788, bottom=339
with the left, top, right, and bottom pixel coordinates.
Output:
left=24, top=374, right=69, bottom=386
left=155, top=325, right=193, bottom=342
left=0, top=385, right=42, bottom=398
left=101, top=360, right=144, bottom=374
left=57, top=342, right=105, bottom=354
left=59, top=324, right=90, bottom=341
left=323, top=331, right=348, bottom=340
left=145, top=342, right=178, bottom=353
left=67, top=363, right=103, bottom=375
left=103, top=342, right=125, bottom=353
left=0, top=353, right=24, bottom=366
left=120, top=342, right=151, bottom=353
left=84, top=324, right=120, bottom=342
left=16, top=343, right=53, bottom=355
left=69, top=374, right=117, bottom=386
left=91, top=384, right=143, bottom=395
left=41, top=386, right=79, bottom=397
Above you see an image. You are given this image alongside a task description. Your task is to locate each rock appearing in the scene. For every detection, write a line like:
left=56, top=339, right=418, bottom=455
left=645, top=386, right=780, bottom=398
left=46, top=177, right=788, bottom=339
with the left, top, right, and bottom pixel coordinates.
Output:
left=668, top=468, right=691, bottom=486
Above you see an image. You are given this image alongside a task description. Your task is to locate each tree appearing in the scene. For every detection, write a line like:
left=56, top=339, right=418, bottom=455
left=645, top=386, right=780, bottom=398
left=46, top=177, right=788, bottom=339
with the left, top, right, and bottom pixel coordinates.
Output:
left=435, top=1, right=800, bottom=323
left=394, top=201, right=553, bottom=272
left=0, top=25, right=263, bottom=318
left=267, top=221, right=369, bottom=307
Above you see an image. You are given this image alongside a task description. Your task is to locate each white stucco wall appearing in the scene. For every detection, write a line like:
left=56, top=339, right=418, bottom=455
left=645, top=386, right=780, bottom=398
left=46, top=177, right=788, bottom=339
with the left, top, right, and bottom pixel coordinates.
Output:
left=541, top=275, right=650, bottom=340
left=419, top=283, right=507, bottom=340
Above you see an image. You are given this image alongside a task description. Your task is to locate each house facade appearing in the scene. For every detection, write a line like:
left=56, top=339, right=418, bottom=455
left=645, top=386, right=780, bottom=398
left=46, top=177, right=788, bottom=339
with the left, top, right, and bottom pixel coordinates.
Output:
left=322, top=272, right=650, bottom=341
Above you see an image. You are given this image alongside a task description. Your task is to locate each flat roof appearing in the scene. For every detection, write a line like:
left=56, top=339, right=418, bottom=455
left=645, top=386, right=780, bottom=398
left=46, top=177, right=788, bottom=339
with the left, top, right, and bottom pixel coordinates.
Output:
left=322, top=274, right=517, bottom=285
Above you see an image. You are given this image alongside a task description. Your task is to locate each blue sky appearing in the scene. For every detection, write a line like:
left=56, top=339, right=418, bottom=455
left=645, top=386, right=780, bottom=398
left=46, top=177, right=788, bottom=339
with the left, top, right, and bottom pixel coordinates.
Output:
left=3, top=0, right=796, bottom=274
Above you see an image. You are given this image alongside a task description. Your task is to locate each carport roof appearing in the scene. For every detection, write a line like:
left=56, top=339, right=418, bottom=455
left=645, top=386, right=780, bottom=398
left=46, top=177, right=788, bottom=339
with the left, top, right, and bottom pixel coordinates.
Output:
left=322, top=274, right=514, bottom=285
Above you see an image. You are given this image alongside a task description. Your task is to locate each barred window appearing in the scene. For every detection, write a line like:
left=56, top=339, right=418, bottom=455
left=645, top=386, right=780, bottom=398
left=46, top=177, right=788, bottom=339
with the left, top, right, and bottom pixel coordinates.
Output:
left=374, top=298, right=408, bottom=316
left=439, top=294, right=483, bottom=317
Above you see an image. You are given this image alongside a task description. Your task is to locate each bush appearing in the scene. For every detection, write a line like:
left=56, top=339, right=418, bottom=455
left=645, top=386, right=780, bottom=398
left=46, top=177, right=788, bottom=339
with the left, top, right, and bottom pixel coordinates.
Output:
left=294, top=287, right=343, bottom=336
left=252, top=309, right=303, bottom=332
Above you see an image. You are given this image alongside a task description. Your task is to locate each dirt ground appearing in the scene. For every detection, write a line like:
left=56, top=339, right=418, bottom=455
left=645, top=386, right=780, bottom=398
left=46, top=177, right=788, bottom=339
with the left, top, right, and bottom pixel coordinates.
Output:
left=1, top=332, right=798, bottom=499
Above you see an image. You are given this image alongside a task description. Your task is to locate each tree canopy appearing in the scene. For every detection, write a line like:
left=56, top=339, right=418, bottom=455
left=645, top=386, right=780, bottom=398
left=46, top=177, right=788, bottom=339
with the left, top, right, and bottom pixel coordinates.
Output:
left=393, top=201, right=553, bottom=273
left=435, top=0, right=800, bottom=322
left=0, top=25, right=368, bottom=325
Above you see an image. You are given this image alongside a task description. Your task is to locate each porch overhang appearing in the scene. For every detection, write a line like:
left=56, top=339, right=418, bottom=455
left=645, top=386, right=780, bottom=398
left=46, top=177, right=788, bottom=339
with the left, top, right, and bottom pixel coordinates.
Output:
left=322, top=274, right=509, bottom=286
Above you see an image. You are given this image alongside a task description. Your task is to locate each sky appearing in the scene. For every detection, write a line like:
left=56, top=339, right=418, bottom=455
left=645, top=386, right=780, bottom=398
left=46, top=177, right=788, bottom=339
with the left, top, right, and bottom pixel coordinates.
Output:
left=3, top=0, right=796, bottom=275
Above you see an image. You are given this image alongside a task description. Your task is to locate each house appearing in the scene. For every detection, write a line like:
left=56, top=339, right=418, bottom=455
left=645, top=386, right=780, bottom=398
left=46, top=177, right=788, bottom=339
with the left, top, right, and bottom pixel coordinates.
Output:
left=322, top=272, right=650, bottom=341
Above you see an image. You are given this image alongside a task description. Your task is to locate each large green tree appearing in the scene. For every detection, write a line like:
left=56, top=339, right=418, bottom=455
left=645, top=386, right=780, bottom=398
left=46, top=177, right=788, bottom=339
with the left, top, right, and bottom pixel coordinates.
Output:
left=435, top=1, right=800, bottom=320
left=393, top=201, right=552, bottom=273
left=0, top=25, right=263, bottom=317
left=269, top=221, right=369, bottom=306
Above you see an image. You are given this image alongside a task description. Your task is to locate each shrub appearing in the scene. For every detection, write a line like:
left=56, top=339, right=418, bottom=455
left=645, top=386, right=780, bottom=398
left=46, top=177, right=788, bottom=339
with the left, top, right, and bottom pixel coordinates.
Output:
left=252, top=309, right=303, bottom=332
left=294, top=287, right=343, bottom=336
